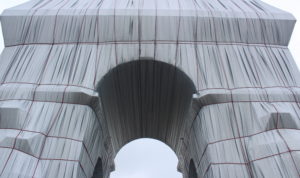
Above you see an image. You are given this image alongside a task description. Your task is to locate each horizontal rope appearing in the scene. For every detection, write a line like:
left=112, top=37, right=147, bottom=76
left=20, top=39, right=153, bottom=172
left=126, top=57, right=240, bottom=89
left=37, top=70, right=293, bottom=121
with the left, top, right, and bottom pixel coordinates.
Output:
left=5, top=40, right=288, bottom=49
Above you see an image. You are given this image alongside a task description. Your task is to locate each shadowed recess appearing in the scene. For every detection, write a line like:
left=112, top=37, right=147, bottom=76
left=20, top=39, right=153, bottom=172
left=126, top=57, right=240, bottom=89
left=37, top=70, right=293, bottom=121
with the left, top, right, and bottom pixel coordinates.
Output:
left=92, top=158, right=103, bottom=178
left=188, top=160, right=197, bottom=178
left=98, top=59, right=196, bottom=153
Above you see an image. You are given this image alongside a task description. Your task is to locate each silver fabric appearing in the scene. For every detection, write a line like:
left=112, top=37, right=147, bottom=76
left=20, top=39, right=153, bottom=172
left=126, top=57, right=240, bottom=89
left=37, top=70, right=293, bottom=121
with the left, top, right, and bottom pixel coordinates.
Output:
left=0, top=0, right=299, bottom=177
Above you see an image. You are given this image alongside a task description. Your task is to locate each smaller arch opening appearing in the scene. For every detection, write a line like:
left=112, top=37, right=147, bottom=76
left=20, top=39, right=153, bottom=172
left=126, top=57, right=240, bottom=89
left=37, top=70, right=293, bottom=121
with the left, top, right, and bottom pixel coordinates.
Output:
left=92, top=158, right=103, bottom=178
left=188, top=159, right=198, bottom=178
left=110, top=138, right=182, bottom=178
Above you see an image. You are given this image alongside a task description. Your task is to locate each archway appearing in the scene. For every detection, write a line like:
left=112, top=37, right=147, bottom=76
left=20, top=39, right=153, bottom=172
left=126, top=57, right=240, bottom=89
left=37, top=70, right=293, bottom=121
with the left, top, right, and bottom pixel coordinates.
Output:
left=188, top=160, right=198, bottom=178
left=92, top=158, right=103, bottom=178
left=110, top=138, right=182, bottom=178
left=97, top=59, right=196, bottom=154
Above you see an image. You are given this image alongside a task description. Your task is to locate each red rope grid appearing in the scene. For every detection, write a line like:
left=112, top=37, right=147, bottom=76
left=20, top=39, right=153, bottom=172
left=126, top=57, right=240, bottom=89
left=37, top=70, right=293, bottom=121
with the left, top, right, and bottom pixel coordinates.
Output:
left=31, top=0, right=100, bottom=176
left=0, top=0, right=59, bottom=175
left=0, top=0, right=299, bottom=177
left=182, top=1, right=300, bottom=176
left=198, top=100, right=300, bottom=177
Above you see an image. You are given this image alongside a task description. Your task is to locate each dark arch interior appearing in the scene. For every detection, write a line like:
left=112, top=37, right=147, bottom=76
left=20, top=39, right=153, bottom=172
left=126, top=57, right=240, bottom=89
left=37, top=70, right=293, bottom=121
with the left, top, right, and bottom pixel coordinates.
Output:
left=98, top=59, right=196, bottom=153
left=92, top=158, right=103, bottom=178
left=189, top=160, right=197, bottom=178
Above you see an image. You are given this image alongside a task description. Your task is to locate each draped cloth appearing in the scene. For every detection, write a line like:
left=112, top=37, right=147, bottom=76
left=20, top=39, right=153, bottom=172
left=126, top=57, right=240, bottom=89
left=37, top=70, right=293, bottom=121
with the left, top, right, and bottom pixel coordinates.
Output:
left=0, top=0, right=299, bottom=177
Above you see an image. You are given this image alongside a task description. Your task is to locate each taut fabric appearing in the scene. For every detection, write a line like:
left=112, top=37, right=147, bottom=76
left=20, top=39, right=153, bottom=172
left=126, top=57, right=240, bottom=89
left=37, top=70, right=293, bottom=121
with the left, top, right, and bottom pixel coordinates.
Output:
left=0, top=0, right=299, bottom=177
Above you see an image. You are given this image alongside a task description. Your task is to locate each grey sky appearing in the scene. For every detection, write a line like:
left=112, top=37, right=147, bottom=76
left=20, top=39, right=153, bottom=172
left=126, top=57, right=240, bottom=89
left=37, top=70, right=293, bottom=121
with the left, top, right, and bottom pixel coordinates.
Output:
left=0, top=0, right=299, bottom=178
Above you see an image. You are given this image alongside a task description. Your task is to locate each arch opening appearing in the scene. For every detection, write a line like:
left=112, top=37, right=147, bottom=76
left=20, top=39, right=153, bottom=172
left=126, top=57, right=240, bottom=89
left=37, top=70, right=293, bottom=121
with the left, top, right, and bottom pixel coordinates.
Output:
left=188, top=160, right=198, bottom=178
left=92, top=158, right=103, bottom=178
left=98, top=59, right=196, bottom=152
left=110, top=138, right=182, bottom=178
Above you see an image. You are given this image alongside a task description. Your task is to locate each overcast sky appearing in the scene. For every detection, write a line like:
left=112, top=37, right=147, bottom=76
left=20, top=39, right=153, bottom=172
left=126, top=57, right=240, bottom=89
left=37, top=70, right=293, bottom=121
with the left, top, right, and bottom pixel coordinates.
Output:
left=0, top=1, right=299, bottom=178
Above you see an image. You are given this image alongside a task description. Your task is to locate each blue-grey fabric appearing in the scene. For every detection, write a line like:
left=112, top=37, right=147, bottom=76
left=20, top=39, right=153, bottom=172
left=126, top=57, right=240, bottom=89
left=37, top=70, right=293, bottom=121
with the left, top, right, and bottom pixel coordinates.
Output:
left=0, top=0, right=299, bottom=177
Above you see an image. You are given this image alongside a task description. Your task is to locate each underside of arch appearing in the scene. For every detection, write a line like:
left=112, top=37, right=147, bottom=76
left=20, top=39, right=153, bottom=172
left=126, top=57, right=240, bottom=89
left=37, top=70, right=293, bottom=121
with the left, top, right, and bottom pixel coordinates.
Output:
left=97, top=59, right=196, bottom=153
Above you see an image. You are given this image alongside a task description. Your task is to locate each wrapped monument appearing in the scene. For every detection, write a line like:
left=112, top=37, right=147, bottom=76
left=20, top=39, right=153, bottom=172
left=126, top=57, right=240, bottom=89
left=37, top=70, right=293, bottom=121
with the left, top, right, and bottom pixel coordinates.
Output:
left=0, top=0, right=299, bottom=177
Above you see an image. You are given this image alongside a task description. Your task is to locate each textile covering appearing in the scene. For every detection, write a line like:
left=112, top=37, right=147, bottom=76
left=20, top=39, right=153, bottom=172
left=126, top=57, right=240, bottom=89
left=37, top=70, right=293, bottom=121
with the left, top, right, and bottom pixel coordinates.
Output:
left=0, top=0, right=299, bottom=177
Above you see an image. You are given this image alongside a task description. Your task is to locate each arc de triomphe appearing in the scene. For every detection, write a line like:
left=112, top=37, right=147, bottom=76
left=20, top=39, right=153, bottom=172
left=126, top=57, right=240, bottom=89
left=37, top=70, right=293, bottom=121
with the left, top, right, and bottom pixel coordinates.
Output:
left=0, top=0, right=300, bottom=177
